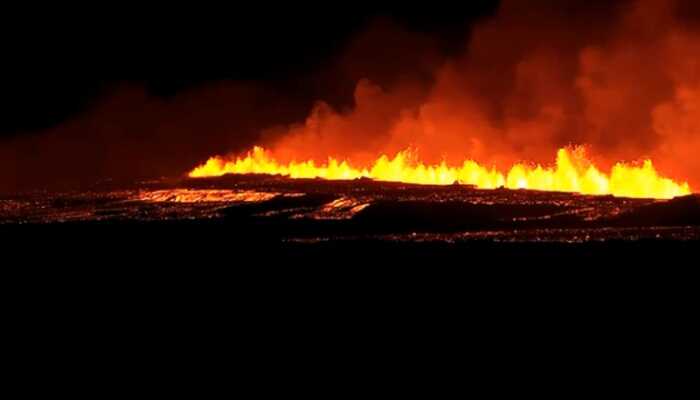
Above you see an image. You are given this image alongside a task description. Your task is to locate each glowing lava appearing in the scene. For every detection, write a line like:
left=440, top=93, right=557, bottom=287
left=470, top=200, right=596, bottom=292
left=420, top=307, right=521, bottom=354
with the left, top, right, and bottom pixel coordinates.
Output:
left=137, top=189, right=279, bottom=203
left=189, top=146, right=691, bottom=199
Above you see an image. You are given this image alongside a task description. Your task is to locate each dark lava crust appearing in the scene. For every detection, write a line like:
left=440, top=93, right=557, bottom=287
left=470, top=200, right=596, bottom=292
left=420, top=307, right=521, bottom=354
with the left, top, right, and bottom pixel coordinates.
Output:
left=1, top=175, right=699, bottom=247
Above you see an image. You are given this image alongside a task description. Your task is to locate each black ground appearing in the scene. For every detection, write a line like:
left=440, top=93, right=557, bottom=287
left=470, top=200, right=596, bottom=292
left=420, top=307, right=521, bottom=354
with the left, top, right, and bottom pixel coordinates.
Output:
left=3, top=177, right=697, bottom=367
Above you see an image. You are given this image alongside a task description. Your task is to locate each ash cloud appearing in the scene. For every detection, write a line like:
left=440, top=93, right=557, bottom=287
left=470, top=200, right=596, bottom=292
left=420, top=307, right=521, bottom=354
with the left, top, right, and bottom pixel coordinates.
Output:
left=263, top=0, right=700, bottom=188
left=0, top=18, right=447, bottom=193
left=4, top=0, right=700, bottom=191
left=0, top=84, right=305, bottom=192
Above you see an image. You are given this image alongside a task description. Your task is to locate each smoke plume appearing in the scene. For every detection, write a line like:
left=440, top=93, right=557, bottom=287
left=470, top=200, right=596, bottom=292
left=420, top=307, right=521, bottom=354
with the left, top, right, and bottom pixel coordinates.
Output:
left=3, top=0, right=700, bottom=191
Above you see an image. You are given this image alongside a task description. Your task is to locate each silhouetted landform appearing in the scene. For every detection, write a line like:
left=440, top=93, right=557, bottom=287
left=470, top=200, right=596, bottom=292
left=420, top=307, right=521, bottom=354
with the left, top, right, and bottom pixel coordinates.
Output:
left=606, top=195, right=700, bottom=227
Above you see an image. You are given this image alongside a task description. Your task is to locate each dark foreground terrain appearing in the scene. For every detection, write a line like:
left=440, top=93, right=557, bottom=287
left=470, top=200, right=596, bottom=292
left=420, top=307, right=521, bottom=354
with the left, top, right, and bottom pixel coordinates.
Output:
left=1, top=175, right=699, bottom=260
left=3, top=176, right=698, bottom=345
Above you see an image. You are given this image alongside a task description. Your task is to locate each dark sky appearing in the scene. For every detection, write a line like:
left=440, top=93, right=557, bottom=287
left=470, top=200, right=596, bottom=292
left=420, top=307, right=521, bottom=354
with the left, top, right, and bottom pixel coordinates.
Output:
left=1, top=3, right=499, bottom=138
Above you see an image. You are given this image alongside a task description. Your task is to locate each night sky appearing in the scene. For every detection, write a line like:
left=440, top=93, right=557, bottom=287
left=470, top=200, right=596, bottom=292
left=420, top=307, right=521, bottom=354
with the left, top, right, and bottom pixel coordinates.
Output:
left=1, top=3, right=498, bottom=138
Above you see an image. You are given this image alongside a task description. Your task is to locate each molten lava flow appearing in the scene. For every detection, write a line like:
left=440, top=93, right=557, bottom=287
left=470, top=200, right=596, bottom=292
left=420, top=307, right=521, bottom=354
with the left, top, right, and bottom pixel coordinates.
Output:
left=189, top=146, right=691, bottom=199
left=137, top=189, right=279, bottom=203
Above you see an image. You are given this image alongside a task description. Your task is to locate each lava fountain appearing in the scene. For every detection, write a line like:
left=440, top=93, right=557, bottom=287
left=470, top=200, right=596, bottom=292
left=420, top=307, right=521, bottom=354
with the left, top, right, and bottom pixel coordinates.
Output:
left=185, top=1, right=700, bottom=201
left=189, top=146, right=691, bottom=200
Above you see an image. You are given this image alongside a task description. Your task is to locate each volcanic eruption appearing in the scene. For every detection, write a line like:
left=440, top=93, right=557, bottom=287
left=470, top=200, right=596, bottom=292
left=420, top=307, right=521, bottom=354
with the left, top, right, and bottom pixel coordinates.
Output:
left=188, top=0, right=700, bottom=200
left=4, top=1, right=700, bottom=250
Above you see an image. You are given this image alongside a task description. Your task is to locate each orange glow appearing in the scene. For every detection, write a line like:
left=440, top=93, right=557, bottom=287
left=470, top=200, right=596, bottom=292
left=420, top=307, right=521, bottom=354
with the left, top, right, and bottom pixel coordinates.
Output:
left=137, top=189, right=279, bottom=203
left=189, top=146, right=691, bottom=199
